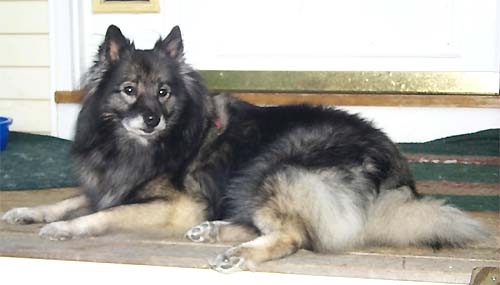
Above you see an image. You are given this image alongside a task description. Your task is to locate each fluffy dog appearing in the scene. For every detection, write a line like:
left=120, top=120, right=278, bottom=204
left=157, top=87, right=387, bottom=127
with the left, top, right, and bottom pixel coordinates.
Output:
left=3, top=25, right=487, bottom=273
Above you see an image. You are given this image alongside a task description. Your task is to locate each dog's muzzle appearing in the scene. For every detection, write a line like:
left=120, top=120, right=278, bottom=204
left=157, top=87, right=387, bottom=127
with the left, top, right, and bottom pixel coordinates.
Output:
left=122, top=115, right=166, bottom=137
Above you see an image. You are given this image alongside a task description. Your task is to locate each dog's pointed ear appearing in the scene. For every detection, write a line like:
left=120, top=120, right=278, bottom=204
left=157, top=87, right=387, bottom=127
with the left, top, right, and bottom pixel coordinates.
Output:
left=155, top=26, right=184, bottom=59
left=98, top=25, right=132, bottom=64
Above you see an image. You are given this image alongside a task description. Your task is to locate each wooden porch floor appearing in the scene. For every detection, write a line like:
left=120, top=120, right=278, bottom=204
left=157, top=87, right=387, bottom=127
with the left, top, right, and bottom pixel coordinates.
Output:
left=1, top=188, right=498, bottom=284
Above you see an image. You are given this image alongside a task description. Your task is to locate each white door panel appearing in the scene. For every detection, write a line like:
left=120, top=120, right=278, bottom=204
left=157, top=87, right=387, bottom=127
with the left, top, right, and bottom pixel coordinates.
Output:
left=176, top=0, right=499, bottom=71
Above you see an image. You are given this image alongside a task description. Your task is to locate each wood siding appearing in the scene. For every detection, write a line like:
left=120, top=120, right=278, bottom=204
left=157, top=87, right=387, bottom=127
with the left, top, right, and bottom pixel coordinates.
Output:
left=0, top=0, right=50, bottom=134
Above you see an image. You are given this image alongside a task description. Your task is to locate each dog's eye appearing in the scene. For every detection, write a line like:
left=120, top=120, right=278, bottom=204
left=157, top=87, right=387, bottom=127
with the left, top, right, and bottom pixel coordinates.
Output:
left=158, top=88, right=170, bottom=98
left=123, top=86, right=135, bottom=96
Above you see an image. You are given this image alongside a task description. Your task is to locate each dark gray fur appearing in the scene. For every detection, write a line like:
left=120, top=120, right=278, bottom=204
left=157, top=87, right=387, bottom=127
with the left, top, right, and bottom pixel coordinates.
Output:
left=69, top=25, right=488, bottom=268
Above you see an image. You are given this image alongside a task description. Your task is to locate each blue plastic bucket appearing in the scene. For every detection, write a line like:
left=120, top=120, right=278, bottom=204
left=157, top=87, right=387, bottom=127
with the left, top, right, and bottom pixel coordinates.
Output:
left=0, top=116, right=13, bottom=151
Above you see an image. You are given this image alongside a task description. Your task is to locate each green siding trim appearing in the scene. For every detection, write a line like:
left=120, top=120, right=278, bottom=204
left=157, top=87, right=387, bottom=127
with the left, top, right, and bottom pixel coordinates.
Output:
left=410, top=163, right=499, bottom=184
left=399, top=129, right=500, bottom=157
left=424, top=195, right=499, bottom=212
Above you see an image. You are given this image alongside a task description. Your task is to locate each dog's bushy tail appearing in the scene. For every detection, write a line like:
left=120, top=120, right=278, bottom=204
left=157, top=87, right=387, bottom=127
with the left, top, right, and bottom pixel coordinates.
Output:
left=365, top=187, right=488, bottom=248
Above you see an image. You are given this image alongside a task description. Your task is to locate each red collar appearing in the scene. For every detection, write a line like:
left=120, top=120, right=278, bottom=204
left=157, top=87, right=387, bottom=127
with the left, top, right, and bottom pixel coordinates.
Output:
left=213, top=120, right=223, bottom=130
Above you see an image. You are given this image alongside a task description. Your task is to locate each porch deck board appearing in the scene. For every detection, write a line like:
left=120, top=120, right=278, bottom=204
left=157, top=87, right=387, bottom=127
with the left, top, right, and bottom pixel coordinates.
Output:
left=1, top=188, right=498, bottom=283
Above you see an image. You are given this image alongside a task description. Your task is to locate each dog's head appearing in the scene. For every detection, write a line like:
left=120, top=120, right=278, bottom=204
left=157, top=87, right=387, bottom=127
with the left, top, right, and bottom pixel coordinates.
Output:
left=73, top=25, right=215, bottom=210
left=81, top=25, right=203, bottom=144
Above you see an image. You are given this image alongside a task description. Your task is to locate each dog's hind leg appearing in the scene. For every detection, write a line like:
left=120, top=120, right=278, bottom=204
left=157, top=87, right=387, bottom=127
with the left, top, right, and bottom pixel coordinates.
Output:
left=2, top=195, right=90, bottom=225
left=209, top=167, right=370, bottom=273
left=38, top=194, right=205, bottom=240
left=209, top=208, right=309, bottom=273
left=185, top=221, right=257, bottom=243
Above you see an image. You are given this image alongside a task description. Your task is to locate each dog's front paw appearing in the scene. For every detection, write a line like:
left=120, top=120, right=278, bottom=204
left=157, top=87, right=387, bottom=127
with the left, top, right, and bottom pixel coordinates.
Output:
left=185, top=221, right=222, bottom=243
left=209, top=247, right=248, bottom=273
left=2, top=207, right=43, bottom=224
left=39, top=221, right=79, bottom=241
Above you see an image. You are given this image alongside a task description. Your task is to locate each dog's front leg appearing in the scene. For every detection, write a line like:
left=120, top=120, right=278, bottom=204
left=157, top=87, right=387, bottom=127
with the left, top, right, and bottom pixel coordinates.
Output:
left=38, top=194, right=206, bottom=240
left=2, top=195, right=89, bottom=225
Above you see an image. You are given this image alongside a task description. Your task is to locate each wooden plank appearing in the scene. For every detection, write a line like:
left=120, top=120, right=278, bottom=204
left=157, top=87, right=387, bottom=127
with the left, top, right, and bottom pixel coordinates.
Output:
left=0, top=67, right=50, bottom=99
left=416, top=182, right=500, bottom=196
left=0, top=35, right=49, bottom=67
left=55, top=90, right=500, bottom=108
left=405, top=153, right=500, bottom=165
left=0, top=99, right=51, bottom=133
left=55, top=91, right=83, bottom=104
left=0, top=188, right=498, bottom=284
left=0, top=1, right=48, bottom=34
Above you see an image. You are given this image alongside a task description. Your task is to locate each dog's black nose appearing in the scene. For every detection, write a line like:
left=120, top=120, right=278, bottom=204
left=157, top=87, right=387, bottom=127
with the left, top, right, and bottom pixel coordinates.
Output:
left=144, top=114, right=160, bottom=128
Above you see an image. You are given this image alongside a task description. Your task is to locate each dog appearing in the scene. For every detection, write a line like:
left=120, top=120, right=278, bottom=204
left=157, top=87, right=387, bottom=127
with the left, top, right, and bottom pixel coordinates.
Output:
left=2, top=25, right=487, bottom=273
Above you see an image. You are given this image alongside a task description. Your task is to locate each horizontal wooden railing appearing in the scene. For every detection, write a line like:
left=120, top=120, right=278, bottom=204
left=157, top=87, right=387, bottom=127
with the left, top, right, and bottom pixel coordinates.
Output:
left=55, top=91, right=500, bottom=108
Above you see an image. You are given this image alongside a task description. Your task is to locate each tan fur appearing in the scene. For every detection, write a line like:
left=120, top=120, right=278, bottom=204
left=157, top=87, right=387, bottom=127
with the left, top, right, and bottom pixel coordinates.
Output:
left=218, top=223, right=257, bottom=242
left=364, top=187, right=488, bottom=246
left=37, top=191, right=205, bottom=240
left=164, top=194, right=207, bottom=234
left=243, top=207, right=306, bottom=262
left=3, top=174, right=207, bottom=240
left=2, top=195, right=89, bottom=224
left=257, top=168, right=368, bottom=251
left=215, top=207, right=308, bottom=271
left=233, top=231, right=302, bottom=269
left=106, top=40, right=121, bottom=62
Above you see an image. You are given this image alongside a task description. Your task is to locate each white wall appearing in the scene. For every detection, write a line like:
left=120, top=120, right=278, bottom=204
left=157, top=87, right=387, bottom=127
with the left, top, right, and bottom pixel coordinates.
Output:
left=1, top=257, right=452, bottom=285
left=0, top=0, right=51, bottom=134
left=52, top=0, right=500, bottom=142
